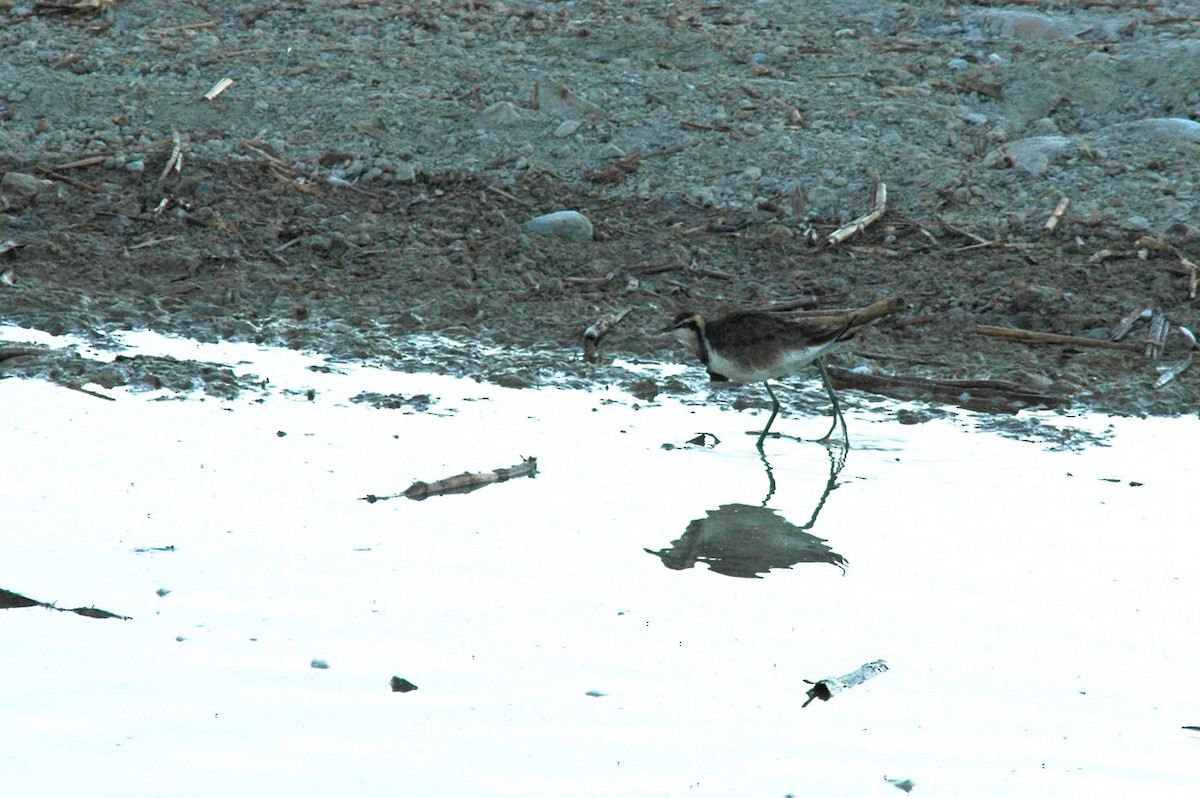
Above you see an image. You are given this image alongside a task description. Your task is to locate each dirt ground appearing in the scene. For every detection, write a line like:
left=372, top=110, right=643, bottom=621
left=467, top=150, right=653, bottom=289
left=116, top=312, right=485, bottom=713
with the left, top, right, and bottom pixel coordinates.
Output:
left=2, top=1, right=1198, bottom=418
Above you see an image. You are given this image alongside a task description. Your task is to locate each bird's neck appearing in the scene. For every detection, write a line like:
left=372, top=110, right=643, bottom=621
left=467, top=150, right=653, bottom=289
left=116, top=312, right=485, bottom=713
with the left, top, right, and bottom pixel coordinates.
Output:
left=693, top=327, right=712, bottom=366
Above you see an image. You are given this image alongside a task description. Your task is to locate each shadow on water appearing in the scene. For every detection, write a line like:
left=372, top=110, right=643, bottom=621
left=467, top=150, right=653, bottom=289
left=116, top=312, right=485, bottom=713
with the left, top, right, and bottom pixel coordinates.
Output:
left=644, top=445, right=849, bottom=579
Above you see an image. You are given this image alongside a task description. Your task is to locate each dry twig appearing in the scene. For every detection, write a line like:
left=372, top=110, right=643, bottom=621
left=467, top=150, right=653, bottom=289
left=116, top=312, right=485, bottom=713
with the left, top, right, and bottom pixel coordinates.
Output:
left=582, top=307, right=631, bottom=363
left=781, top=295, right=906, bottom=328
left=825, top=180, right=886, bottom=247
left=362, top=457, right=538, bottom=502
left=977, top=325, right=1141, bottom=351
left=159, top=128, right=184, bottom=182
left=803, top=659, right=889, bottom=708
left=1154, top=354, right=1193, bottom=389
left=203, top=77, right=234, bottom=101
left=826, top=366, right=1067, bottom=409
left=1042, top=196, right=1070, bottom=234
left=1143, top=313, right=1169, bottom=359
left=1110, top=306, right=1152, bottom=342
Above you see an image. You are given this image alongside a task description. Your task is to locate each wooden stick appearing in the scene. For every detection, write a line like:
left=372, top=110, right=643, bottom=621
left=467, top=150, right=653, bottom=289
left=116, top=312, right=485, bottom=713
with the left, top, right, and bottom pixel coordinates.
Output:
left=127, top=235, right=181, bottom=251
left=825, top=179, right=886, bottom=247
left=159, top=128, right=184, bottom=181
left=1110, top=306, right=1151, bottom=342
left=54, top=155, right=107, bottom=170
left=0, top=347, right=43, bottom=364
left=34, top=166, right=99, bottom=193
left=1154, top=354, right=1193, bottom=389
left=582, top=307, right=631, bottom=363
left=0, top=586, right=129, bottom=619
left=780, top=295, right=906, bottom=328
left=203, top=77, right=235, bottom=101
left=825, top=366, right=1068, bottom=409
left=1182, top=256, right=1198, bottom=300
left=1144, top=313, right=1169, bottom=359
left=1042, top=195, right=1070, bottom=233
left=150, top=20, right=218, bottom=34
left=361, top=457, right=538, bottom=503
left=977, top=325, right=1141, bottom=351
left=803, top=659, right=888, bottom=707
left=486, top=184, right=532, bottom=206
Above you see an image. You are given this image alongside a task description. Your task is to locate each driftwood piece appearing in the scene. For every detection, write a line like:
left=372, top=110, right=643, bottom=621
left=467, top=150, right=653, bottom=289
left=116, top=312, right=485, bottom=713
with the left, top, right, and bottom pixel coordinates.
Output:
left=825, top=179, right=887, bottom=247
left=1143, top=313, right=1169, bottom=359
left=1154, top=354, right=1193, bottom=389
left=203, top=77, right=234, bottom=101
left=33, top=0, right=117, bottom=14
left=159, top=128, right=184, bottom=182
left=803, top=658, right=889, bottom=707
left=977, top=325, right=1142, bottom=351
left=1111, top=306, right=1152, bottom=342
left=826, top=366, right=1068, bottom=410
left=362, top=457, right=538, bottom=503
left=0, top=587, right=130, bottom=620
left=1184, top=257, right=1198, bottom=300
left=581, top=307, right=631, bottom=363
left=1042, top=195, right=1070, bottom=234
left=0, top=347, right=43, bottom=364
left=777, top=295, right=906, bottom=328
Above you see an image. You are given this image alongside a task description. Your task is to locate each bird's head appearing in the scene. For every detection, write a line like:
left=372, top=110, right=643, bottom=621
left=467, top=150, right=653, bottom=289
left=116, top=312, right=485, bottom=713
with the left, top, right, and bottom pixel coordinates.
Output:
left=660, top=311, right=706, bottom=356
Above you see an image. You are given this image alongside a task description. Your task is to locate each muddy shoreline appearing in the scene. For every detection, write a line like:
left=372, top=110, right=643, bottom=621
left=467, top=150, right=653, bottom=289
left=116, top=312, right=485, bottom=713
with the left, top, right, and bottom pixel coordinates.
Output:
left=2, top=2, right=1198, bottom=417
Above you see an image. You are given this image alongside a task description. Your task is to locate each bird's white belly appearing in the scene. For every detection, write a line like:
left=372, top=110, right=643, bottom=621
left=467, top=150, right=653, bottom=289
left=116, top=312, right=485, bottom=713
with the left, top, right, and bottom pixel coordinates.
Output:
left=706, top=341, right=840, bottom=383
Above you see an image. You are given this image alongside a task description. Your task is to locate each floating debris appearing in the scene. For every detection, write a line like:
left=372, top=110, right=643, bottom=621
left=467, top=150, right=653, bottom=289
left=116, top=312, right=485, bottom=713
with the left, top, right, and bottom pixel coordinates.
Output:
left=0, top=587, right=130, bottom=620
left=363, top=456, right=537, bottom=502
left=803, top=659, right=889, bottom=707
left=390, top=677, right=418, bottom=693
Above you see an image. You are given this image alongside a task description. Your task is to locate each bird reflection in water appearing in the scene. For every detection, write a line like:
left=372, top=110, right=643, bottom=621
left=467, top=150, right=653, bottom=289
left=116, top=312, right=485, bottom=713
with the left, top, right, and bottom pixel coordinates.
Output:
left=645, top=445, right=847, bottom=578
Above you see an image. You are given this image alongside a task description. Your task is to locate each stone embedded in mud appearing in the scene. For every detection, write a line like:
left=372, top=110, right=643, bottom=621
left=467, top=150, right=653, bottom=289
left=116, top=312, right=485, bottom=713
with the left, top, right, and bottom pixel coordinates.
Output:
left=522, top=209, right=594, bottom=242
left=985, top=135, right=1071, bottom=176
left=971, top=10, right=1082, bottom=41
left=480, top=100, right=525, bottom=126
left=1, top=171, right=64, bottom=206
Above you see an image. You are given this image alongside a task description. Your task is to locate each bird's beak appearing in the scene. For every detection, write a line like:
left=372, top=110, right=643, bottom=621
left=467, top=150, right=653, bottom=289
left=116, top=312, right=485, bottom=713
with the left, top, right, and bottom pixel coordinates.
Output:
left=656, top=323, right=675, bottom=334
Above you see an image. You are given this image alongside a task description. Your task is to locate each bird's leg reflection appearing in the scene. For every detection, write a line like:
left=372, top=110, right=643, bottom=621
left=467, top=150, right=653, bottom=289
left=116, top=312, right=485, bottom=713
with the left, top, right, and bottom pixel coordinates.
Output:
left=758, top=434, right=846, bottom=517
left=758, top=447, right=777, bottom=506
left=797, top=441, right=846, bottom=529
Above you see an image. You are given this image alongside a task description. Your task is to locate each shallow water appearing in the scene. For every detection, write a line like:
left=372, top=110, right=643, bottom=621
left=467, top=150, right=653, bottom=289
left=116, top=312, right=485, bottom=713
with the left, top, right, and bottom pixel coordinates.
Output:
left=2, top=327, right=1198, bottom=797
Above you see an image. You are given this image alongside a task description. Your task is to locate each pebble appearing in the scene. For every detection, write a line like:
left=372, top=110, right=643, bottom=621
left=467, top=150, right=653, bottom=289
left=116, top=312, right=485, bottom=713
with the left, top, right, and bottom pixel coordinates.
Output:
left=986, top=135, right=1070, bottom=176
left=1121, top=215, right=1151, bottom=232
left=480, top=101, right=524, bottom=126
left=553, top=119, right=582, bottom=138
left=523, top=210, right=593, bottom=241
left=1, top=171, right=52, bottom=197
left=972, top=10, right=1080, bottom=42
left=393, top=161, right=417, bottom=182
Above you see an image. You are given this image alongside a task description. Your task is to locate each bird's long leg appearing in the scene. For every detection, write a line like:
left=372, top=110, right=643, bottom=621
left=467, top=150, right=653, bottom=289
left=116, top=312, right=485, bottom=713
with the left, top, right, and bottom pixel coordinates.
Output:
left=756, top=381, right=781, bottom=451
left=814, top=359, right=848, bottom=445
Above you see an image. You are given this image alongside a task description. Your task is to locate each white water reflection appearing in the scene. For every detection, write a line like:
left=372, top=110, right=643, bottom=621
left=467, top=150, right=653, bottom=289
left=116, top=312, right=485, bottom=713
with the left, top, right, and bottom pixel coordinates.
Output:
left=2, top=326, right=1199, bottom=797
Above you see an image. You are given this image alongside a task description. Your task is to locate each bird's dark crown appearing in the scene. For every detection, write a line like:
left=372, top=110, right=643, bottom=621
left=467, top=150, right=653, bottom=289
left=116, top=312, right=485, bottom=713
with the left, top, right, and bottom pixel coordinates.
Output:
left=668, top=311, right=705, bottom=331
